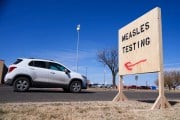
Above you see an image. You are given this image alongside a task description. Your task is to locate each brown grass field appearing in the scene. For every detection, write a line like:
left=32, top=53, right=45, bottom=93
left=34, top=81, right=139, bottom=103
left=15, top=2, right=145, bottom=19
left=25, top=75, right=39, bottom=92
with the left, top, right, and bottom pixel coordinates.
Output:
left=0, top=100, right=180, bottom=120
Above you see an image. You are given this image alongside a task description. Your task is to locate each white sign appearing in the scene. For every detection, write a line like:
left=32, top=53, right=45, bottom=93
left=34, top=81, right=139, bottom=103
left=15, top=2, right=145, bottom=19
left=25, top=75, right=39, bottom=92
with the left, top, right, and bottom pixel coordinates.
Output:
left=119, top=7, right=162, bottom=75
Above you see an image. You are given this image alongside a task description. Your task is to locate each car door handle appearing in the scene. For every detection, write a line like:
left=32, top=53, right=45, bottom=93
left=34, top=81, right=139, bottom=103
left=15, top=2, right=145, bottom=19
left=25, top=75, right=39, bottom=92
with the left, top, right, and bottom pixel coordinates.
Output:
left=50, top=72, right=55, bottom=74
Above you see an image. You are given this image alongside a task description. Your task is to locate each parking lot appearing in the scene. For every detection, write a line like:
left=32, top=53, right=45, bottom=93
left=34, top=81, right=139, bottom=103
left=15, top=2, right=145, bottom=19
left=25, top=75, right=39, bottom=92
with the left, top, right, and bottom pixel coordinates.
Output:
left=0, top=85, right=180, bottom=103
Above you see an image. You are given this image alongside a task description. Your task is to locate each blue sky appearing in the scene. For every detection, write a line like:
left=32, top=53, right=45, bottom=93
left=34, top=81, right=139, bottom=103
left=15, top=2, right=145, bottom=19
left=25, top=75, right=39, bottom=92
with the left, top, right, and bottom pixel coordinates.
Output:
left=0, top=0, right=180, bottom=86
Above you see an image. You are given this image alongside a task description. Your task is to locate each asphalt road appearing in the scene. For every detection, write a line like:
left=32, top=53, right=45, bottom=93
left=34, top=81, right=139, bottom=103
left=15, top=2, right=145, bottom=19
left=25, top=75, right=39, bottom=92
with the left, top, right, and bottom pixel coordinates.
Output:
left=0, top=85, right=180, bottom=103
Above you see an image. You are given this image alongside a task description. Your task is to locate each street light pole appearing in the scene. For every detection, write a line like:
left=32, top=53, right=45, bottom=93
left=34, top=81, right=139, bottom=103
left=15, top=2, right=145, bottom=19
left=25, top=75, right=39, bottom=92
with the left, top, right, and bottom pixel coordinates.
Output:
left=86, top=67, right=88, bottom=78
left=76, top=24, right=80, bottom=72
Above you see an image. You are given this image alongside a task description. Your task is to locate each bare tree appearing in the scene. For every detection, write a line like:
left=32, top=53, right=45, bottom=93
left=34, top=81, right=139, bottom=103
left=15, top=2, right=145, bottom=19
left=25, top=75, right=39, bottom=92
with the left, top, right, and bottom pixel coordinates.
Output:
left=154, top=79, right=158, bottom=87
left=164, top=71, right=172, bottom=90
left=97, top=49, right=118, bottom=87
left=170, top=71, right=180, bottom=90
left=155, top=70, right=180, bottom=90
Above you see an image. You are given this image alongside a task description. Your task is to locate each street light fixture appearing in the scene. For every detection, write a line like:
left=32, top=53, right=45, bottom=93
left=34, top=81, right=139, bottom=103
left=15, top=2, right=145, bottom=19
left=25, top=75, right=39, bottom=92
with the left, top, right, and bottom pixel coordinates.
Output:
left=76, top=24, right=80, bottom=72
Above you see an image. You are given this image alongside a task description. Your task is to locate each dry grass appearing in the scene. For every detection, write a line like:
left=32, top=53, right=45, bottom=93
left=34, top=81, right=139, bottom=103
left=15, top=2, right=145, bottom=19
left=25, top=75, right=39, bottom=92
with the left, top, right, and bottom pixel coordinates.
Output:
left=0, top=101, right=179, bottom=120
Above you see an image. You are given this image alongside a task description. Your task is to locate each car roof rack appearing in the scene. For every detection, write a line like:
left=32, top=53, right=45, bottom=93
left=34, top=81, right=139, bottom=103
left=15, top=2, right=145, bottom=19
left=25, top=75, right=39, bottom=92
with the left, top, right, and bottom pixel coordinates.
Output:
left=28, top=57, right=54, bottom=61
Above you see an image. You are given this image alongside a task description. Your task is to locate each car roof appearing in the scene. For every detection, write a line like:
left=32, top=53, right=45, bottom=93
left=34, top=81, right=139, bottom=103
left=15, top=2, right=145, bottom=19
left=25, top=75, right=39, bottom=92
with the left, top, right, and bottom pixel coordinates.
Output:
left=19, top=58, right=54, bottom=62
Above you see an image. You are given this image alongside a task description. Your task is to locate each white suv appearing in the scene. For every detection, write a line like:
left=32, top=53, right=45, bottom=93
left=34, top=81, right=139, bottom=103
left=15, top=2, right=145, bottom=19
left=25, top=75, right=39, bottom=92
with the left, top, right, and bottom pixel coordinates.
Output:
left=4, top=58, right=87, bottom=93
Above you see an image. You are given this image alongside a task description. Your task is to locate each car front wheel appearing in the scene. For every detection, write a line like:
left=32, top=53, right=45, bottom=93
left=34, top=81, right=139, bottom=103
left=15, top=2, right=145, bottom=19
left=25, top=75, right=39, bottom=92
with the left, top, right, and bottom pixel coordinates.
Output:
left=69, top=80, right=82, bottom=93
left=13, top=77, right=30, bottom=92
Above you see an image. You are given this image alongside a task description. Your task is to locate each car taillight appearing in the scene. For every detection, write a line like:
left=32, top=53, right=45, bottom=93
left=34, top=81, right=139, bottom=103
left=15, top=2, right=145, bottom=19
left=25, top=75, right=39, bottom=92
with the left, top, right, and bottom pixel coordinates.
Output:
left=8, top=67, right=17, bottom=73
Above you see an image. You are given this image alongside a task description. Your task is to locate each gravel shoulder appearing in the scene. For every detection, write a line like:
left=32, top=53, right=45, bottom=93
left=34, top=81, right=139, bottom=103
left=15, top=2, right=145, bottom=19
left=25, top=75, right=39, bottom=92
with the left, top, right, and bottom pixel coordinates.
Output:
left=0, top=100, right=180, bottom=120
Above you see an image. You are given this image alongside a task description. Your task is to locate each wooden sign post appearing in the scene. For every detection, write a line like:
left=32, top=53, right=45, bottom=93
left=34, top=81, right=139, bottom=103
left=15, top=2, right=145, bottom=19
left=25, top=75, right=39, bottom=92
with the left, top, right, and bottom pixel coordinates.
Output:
left=113, top=75, right=128, bottom=101
left=0, top=60, right=4, bottom=84
left=114, top=7, right=171, bottom=109
left=151, top=71, right=171, bottom=109
left=151, top=14, right=171, bottom=108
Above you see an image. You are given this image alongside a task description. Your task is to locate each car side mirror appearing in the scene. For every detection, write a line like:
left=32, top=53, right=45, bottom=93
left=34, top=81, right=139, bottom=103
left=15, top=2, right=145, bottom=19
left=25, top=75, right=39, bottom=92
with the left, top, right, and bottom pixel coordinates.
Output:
left=64, top=69, right=69, bottom=74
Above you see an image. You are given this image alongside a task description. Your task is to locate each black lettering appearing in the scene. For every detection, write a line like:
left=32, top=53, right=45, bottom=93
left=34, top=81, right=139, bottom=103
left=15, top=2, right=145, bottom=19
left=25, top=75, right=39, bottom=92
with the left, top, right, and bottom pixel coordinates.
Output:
left=122, top=34, right=126, bottom=42
left=125, top=46, right=129, bottom=53
left=122, top=33, right=129, bottom=41
left=122, top=22, right=150, bottom=42
left=132, top=29, right=136, bottom=36
left=139, top=37, right=151, bottom=48
left=129, top=31, right=132, bottom=39
left=146, top=37, right=150, bottom=45
left=145, top=22, right=150, bottom=30
left=140, top=24, right=145, bottom=33
left=136, top=28, right=140, bottom=35
left=122, top=46, right=126, bottom=53
left=141, top=38, right=146, bottom=47
left=129, top=44, right=132, bottom=52
left=133, top=42, right=136, bottom=50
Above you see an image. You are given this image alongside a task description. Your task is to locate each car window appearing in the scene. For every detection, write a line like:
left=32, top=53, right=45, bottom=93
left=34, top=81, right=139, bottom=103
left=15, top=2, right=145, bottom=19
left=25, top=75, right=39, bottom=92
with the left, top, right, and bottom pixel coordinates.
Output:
left=29, top=61, right=47, bottom=69
left=13, top=59, right=23, bottom=64
left=49, top=62, right=66, bottom=72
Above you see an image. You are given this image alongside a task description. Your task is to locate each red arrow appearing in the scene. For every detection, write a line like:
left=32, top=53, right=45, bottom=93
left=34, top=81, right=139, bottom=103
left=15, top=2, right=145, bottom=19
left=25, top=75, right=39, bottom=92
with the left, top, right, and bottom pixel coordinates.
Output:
left=124, top=59, right=147, bottom=71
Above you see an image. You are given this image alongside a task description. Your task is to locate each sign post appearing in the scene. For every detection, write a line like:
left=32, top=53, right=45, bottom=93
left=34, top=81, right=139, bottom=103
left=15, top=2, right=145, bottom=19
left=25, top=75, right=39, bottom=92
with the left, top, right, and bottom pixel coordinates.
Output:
left=0, top=60, right=4, bottom=84
left=114, top=7, right=170, bottom=109
left=113, top=75, right=128, bottom=101
left=151, top=11, right=171, bottom=108
left=151, top=71, right=171, bottom=109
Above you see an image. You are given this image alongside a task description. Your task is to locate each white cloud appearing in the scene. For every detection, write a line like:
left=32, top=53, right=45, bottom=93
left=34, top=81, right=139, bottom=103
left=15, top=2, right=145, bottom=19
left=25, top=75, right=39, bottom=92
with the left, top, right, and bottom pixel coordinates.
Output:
left=164, top=63, right=180, bottom=71
left=164, top=67, right=180, bottom=71
left=30, top=49, right=96, bottom=66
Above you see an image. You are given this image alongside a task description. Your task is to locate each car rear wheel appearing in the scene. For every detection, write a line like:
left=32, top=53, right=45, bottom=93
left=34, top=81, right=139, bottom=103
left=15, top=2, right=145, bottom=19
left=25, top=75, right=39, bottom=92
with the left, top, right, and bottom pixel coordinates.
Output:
left=13, top=77, right=30, bottom=92
left=69, top=80, right=82, bottom=93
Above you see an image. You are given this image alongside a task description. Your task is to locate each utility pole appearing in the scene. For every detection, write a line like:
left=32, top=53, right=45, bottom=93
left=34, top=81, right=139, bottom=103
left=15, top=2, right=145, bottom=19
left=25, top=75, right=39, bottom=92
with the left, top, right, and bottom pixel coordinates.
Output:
left=76, top=24, right=80, bottom=72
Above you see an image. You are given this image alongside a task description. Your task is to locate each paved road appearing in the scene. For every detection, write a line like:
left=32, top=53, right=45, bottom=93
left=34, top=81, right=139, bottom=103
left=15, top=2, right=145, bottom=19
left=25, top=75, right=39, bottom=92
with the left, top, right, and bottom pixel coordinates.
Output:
left=0, top=85, right=180, bottom=103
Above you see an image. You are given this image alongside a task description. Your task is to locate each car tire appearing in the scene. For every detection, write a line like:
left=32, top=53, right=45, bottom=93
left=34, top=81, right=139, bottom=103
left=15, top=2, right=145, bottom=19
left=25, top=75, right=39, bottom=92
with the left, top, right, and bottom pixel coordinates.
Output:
left=69, top=80, right=82, bottom=93
left=13, top=77, right=30, bottom=92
